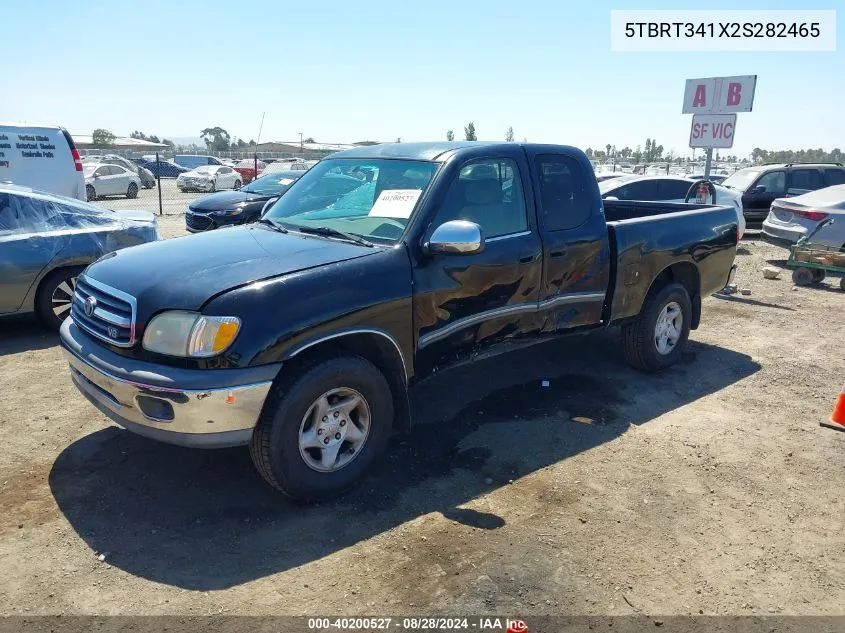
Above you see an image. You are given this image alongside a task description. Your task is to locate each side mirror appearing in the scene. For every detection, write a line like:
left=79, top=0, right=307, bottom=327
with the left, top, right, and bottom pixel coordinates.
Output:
left=423, top=220, right=484, bottom=255
left=260, top=197, right=279, bottom=216
left=750, top=186, right=765, bottom=195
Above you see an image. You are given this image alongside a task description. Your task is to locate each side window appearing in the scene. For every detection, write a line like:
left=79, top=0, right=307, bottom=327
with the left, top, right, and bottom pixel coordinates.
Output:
left=790, top=169, right=823, bottom=190
left=612, top=179, right=658, bottom=200
left=218, top=167, right=230, bottom=174
left=95, top=166, right=109, bottom=177
left=656, top=179, right=693, bottom=201
left=823, top=169, right=845, bottom=186
left=753, top=171, right=786, bottom=195
left=433, top=158, right=527, bottom=239
left=535, top=154, right=591, bottom=231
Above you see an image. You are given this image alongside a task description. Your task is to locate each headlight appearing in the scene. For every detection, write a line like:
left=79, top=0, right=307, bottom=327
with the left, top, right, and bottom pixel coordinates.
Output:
left=217, top=207, right=245, bottom=216
left=142, top=311, right=241, bottom=357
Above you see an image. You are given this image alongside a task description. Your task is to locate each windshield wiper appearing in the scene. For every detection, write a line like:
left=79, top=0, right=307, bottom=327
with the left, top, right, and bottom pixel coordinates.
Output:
left=295, top=226, right=373, bottom=247
left=256, top=218, right=288, bottom=233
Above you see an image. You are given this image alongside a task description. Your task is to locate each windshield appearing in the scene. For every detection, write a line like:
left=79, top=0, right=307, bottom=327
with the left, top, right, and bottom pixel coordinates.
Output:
left=242, top=173, right=301, bottom=195
left=82, top=166, right=98, bottom=176
left=194, top=166, right=215, bottom=174
left=263, top=158, right=439, bottom=243
left=720, top=168, right=762, bottom=191
left=597, top=175, right=641, bottom=193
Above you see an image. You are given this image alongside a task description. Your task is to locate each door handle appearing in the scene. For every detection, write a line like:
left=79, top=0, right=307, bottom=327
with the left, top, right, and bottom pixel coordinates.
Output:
left=550, top=249, right=567, bottom=259
left=519, top=254, right=534, bottom=264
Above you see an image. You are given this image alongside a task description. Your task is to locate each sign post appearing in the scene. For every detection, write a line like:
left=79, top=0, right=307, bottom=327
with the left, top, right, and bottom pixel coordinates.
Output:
left=682, top=75, right=756, bottom=178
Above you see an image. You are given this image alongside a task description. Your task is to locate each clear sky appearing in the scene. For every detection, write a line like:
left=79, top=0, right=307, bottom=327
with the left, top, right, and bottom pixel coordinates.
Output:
left=2, top=0, right=841, bottom=157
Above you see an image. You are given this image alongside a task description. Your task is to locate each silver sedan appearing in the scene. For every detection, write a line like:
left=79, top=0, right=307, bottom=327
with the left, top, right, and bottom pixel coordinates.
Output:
left=763, top=185, right=845, bottom=248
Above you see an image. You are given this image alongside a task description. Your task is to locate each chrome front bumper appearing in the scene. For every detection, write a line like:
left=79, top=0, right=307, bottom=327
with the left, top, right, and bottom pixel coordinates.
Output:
left=61, top=320, right=276, bottom=448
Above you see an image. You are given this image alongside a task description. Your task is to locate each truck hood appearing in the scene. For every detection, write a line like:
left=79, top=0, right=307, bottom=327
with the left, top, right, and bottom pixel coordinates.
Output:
left=83, top=225, right=377, bottom=319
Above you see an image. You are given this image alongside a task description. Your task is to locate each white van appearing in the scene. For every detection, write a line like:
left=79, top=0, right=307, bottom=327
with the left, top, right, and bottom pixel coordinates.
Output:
left=0, top=124, right=86, bottom=201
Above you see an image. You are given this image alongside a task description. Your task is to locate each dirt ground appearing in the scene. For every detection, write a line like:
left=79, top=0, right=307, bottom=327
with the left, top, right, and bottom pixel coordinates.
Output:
left=1, top=219, right=844, bottom=618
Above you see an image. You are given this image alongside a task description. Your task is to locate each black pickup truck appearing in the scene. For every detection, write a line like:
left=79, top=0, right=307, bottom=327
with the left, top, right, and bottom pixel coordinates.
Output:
left=60, top=142, right=738, bottom=500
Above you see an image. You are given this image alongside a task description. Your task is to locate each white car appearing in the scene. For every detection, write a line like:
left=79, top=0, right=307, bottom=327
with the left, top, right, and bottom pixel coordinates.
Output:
left=176, top=165, right=242, bottom=193
left=598, top=175, right=746, bottom=238
left=83, top=163, right=141, bottom=201
left=763, top=185, right=845, bottom=248
left=261, top=160, right=312, bottom=175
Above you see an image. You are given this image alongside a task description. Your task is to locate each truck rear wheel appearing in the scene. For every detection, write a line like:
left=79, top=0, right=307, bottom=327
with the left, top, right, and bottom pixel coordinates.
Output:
left=622, top=282, right=692, bottom=372
left=249, top=355, right=394, bottom=501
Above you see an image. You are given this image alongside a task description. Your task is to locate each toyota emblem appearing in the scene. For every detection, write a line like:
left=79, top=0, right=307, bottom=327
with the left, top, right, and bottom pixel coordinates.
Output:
left=84, top=296, right=97, bottom=317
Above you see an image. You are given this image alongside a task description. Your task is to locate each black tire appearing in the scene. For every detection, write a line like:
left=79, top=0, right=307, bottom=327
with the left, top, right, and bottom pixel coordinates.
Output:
left=250, top=355, right=394, bottom=501
left=234, top=180, right=242, bottom=190
left=210, top=179, right=216, bottom=192
left=621, top=282, right=692, bottom=373
left=35, top=266, right=86, bottom=331
left=126, top=182, right=138, bottom=199
left=811, top=269, right=826, bottom=283
left=86, top=184, right=96, bottom=201
left=792, top=268, right=814, bottom=286
left=840, top=277, right=845, bottom=292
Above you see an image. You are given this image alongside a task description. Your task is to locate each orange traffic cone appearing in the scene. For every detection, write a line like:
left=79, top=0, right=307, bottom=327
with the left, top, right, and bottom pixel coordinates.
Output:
left=821, top=389, right=845, bottom=432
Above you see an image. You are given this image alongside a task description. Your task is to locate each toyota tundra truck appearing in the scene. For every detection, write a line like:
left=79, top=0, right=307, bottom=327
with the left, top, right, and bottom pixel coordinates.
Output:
left=60, top=142, right=739, bottom=500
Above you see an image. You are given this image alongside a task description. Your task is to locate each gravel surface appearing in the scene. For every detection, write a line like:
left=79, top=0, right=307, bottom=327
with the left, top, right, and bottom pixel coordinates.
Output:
left=1, top=225, right=844, bottom=616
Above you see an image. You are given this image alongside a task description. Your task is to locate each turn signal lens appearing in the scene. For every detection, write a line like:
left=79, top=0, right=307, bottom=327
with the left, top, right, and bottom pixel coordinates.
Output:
left=143, top=312, right=241, bottom=358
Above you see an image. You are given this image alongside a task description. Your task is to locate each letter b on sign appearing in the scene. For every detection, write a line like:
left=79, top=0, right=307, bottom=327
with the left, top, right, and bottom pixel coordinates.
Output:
left=726, top=82, right=742, bottom=106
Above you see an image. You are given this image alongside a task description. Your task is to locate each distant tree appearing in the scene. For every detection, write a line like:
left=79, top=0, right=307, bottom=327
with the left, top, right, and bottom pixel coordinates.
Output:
left=304, top=137, right=315, bottom=143
left=506, top=126, right=514, bottom=142
left=585, top=148, right=593, bottom=158
left=396, top=137, right=401, bottom=143
left=605, top=144, right=612, bottom=157
left=464, top=122, right=477, bottom=141
left=633, top=144, right=642, bottom=164
left=162, top=138, right=175, bottom=148
left=446, top=130, right=454, bottom=141
left=200, top=127, right=231, bottom=152
left=248, top=139, right=256, bottom=146
left=236, top=139, right=247, bottom=149
left=130, top=130, right=147, bottom=140
left=593, top=150, right=607, bottom=161
left=92, top=129, right=115, bottom=148
left=620, top=147, right=632, bottom=159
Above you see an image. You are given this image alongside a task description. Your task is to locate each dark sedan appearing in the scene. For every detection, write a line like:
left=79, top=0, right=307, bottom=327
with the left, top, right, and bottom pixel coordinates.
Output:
left=130, top=157, right=189, bottom=179
left=0, top=184, right=160, bottom=330
left=185, top=170, right=369, bottom=233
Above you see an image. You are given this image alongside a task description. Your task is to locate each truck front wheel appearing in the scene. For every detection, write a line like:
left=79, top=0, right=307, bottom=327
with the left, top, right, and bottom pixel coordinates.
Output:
left=622, top=282, right=692, bottom=372
left=249, top=355, right=394, bottom=501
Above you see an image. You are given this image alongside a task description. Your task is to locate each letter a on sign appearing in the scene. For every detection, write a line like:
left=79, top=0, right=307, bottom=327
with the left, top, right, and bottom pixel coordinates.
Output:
left=692, top=85, right=707, bottom=107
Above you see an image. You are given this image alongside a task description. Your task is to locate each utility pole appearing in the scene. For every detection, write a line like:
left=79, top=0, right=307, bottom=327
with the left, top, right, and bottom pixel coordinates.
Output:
left=299, top=132, right=303, bottom=151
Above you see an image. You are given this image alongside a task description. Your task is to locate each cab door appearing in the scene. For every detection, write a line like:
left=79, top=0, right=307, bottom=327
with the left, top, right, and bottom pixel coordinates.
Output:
left=523, top=149, right=610, bottom=332
left=412, top=151, right=543, bottom=373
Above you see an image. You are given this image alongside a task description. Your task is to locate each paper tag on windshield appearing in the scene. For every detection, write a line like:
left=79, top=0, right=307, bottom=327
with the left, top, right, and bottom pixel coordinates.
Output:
left=368, top=189, right=422, bottom=218
left=278, top=178, right=294, bottom=185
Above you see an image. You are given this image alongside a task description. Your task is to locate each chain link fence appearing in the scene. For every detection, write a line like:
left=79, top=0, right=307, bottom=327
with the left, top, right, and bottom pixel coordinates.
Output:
left=81, top=152, right=320, bottom=216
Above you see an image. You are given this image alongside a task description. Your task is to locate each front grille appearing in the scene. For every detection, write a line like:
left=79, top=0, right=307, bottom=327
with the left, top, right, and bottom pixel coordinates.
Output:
left=71, top=276, right=137, bottom=347
left=186, top=213, right=213, bottom=231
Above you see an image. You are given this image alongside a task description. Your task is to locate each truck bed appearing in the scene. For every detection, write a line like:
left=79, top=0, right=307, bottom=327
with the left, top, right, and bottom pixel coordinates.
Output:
left=602, top=199, right=727, bottom=222
left=602, top=200, right=739, bottom=323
